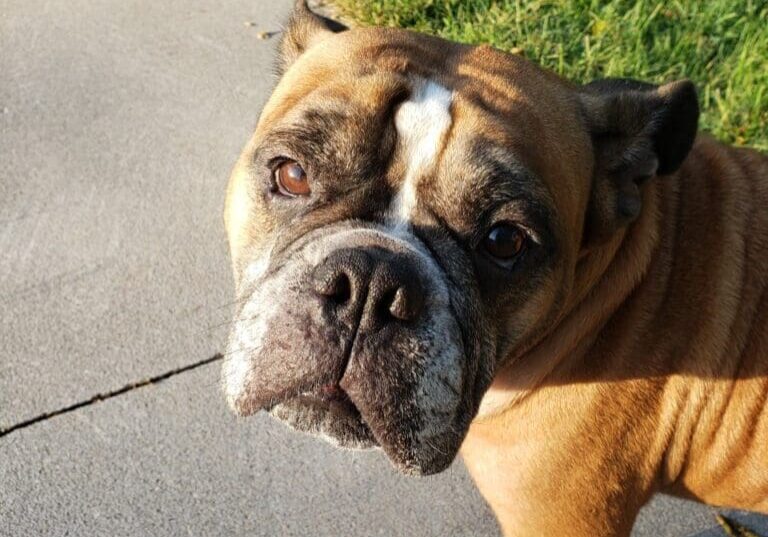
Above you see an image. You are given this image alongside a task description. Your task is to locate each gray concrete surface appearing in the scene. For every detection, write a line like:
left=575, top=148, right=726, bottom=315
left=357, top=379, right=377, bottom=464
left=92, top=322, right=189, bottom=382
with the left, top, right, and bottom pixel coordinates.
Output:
left=0, top=0, right=765, bottom=535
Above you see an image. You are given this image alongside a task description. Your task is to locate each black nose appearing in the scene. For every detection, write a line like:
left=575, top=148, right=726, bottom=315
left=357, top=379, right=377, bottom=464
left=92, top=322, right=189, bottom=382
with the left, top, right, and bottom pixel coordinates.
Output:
left=311, top=248, right=426, bottom=325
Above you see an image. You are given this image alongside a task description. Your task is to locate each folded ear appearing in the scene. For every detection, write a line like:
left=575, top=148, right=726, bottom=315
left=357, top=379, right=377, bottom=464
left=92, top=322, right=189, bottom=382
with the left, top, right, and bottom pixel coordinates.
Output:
left=278, top=1, right=348, bottom=74
left=579, top=78, right=699, bottom=246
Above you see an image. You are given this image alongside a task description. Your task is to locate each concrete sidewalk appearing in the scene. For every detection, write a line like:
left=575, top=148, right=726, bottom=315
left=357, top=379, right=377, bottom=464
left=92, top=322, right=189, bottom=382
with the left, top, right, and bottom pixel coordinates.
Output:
left=0, top=1, right=764, bottom=535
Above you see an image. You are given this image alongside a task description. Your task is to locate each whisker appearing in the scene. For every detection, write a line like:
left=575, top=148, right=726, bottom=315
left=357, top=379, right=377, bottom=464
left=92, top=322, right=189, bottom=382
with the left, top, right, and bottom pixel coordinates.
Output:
left=210, top=296, right=250, bottom=312
left=202, top=312, right=263, bottom=333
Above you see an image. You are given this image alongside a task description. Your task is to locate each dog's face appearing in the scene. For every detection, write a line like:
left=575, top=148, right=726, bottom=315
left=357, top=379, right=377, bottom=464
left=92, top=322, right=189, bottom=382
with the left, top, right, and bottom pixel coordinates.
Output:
left=222, top=2, right=698, bottom=475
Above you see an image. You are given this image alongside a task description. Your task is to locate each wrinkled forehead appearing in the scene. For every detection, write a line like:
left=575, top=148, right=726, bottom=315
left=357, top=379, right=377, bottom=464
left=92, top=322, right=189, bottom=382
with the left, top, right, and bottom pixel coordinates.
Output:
left=263, top=27, right=562, bottom=143
left=258, top=26, right=591, bottom=226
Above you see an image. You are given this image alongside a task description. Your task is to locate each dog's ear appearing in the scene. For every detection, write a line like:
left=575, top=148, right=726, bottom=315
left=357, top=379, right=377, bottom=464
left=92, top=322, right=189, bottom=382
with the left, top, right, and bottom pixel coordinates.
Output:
left=579, top=78, right=699, bottom=246
left=278, top=1, right=347, bottom=74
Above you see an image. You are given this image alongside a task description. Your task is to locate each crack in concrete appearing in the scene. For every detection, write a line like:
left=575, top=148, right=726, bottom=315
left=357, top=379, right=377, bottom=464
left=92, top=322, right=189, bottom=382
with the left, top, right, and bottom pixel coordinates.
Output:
left=0, top=353, right=223, bottom=438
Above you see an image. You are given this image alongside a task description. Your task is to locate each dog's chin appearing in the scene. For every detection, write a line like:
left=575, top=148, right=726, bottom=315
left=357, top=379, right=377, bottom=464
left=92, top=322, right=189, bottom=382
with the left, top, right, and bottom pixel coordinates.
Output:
left=267, top=391, right=461, bottom=476
left=270, top=391, right=379, bottom=450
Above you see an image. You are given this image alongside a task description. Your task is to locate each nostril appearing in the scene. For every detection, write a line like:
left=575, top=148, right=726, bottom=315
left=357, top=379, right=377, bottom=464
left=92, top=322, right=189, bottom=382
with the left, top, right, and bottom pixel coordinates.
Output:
left=378, top=288, right=398, bottom=320
left=327, top=273, right=351, bottom=304
left=313, top=268, right=352, bottom=305
left=388, top=284, right=425, bottom=322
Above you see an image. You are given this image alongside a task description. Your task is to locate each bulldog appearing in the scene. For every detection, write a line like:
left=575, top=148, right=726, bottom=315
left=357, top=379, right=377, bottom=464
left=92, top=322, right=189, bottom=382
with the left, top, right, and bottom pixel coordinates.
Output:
left=222, top=2, right=768, bottom=534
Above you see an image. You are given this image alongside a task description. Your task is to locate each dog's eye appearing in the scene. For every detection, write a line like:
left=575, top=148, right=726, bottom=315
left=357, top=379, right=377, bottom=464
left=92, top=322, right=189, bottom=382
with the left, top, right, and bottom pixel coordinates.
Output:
left=482, top=222, right=527, bottom=262
left=274, top=160, right=310, bottom=197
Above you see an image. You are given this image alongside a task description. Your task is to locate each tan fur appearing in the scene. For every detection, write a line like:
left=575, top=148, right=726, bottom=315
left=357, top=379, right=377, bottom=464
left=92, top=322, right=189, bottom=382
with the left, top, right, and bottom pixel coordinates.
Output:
left=463, top=137, right=768, bottom=534
left=225, top=6, right=768, bottom=534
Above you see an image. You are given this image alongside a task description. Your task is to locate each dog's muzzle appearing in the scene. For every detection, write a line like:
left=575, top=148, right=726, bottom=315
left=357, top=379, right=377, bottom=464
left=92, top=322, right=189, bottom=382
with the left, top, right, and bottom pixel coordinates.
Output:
left=222, top=226, right=468, bottom=474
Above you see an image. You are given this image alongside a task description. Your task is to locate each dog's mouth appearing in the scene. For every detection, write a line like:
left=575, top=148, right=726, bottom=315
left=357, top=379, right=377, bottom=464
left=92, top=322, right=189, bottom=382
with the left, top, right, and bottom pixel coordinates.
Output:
left=311, top=383, right=353, bottom=404
left=223, top=224, right=479, bottom=473
left=270, top=383, right=378, bottom=449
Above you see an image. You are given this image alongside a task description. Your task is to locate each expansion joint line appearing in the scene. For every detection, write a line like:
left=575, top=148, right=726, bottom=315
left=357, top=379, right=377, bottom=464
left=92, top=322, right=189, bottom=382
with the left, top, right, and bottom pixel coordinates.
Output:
left=0, top=353, right=223, bottom=438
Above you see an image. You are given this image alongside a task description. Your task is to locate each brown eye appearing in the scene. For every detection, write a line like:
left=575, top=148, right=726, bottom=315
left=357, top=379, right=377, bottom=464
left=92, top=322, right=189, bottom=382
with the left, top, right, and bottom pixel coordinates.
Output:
left=275, top=160, right=310, bottom=196
left=482, top=223, right=527, bottom=261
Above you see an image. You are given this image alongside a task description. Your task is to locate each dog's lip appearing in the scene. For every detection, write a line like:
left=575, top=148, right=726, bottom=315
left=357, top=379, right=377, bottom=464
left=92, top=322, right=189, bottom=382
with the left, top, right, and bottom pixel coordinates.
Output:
left=312, top=383, right=349, bottom=401
left=289, top=384, right=378, bottom=444
left=292, top=383, right=366, bottom=418
left=296, top=383, right=359, bottom=413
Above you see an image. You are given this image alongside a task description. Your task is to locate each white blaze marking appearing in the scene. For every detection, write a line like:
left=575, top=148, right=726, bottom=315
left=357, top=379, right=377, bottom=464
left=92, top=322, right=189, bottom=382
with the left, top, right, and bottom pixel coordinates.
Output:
left=390, top=80, right=454, bottom=228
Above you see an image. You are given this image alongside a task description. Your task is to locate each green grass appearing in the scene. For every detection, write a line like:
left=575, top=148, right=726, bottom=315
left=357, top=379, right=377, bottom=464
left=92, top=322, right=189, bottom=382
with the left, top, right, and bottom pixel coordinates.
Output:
left=333, top=0, right=768, bottom=151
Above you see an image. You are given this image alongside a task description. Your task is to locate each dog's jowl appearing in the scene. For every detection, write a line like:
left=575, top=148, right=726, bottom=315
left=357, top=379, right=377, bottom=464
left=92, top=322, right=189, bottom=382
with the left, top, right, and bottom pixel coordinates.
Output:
left=222, top=2, right=768, bottom=535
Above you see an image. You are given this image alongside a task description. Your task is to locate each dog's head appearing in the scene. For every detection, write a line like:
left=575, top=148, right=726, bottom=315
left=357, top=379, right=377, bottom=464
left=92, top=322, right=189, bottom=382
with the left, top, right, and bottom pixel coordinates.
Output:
left=222, top=1, right=698, bottom=475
